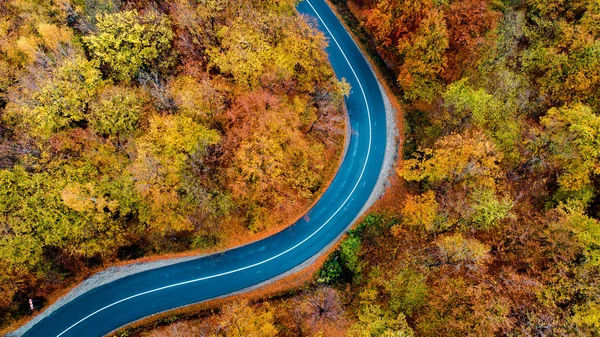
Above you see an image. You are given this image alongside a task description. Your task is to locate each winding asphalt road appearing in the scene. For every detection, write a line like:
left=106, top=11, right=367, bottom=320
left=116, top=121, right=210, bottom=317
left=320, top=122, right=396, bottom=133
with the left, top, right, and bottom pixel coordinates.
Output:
left=18, top=1, right=388, bottom=336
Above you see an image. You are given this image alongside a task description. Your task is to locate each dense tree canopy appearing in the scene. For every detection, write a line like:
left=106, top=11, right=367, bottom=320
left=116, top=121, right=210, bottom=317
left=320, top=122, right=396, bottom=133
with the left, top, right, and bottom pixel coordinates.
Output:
left=84, top=10, right=175, bottom=83
left=278, top=0, right=600, bottom=335
left=0, top=0, right=346, bottom=328
left=364, top=0, right=500, bottom=101
left=3, top=0, right=599, bottom=335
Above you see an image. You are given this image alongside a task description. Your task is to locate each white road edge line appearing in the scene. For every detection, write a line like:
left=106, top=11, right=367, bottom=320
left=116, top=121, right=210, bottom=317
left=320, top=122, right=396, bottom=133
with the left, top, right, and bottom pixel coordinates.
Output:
left=55, top=1, right=373, bottom=336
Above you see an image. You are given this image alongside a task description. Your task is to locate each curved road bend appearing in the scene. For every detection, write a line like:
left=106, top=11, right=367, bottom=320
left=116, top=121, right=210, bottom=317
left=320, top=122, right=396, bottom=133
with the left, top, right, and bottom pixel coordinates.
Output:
left=18, top=1, right=388, bottom=336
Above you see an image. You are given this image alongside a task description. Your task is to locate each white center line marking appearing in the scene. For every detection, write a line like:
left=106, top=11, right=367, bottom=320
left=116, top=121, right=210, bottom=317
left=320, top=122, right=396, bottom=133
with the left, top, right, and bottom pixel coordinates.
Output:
left=55, top=1, right=374, bottom=336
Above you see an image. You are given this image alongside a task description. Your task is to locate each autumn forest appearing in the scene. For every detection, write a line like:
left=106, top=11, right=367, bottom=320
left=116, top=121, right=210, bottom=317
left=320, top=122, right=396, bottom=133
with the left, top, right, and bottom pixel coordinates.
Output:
left=0, top=0, right=347, bottom=330
left=1, top=0, right=600, bottom=336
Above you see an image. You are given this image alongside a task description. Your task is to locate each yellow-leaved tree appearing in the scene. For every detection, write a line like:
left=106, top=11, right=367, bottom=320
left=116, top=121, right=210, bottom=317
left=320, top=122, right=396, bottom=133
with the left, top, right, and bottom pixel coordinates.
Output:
left=538, top=104, right=600, bottom=204
left=215, top=300, right=278, bottom=337
left=131, top=115, right=220, bottom=233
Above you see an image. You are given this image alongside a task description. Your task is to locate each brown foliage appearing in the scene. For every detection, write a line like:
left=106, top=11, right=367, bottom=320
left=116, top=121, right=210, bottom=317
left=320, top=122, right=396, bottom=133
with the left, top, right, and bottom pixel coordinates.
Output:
left=359, top=0, right=500, bottom=98
left=442, top=0, right=501, bottom=82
